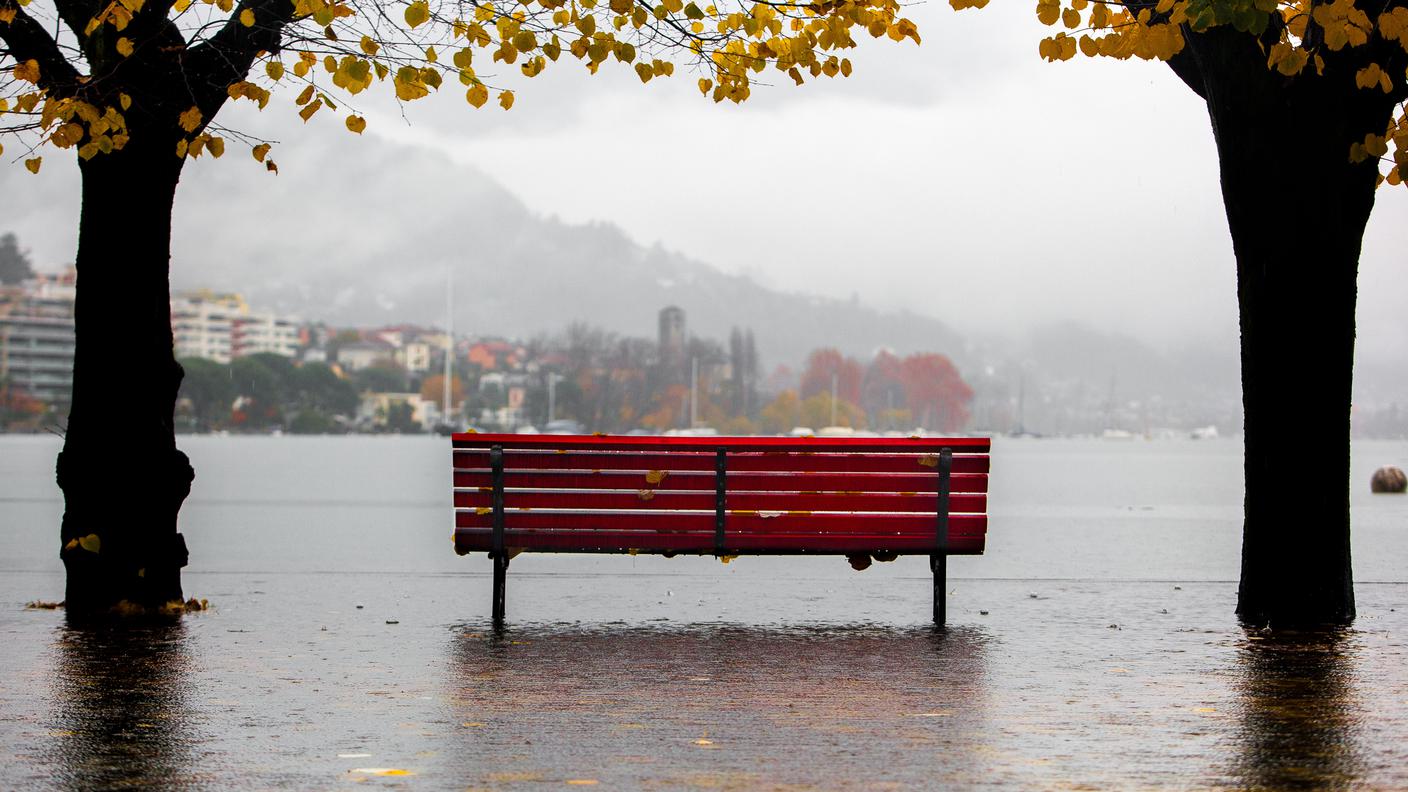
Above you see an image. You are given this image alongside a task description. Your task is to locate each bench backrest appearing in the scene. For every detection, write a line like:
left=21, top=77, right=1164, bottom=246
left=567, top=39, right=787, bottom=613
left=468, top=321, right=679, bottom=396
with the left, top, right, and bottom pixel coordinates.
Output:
left=452, top=434, right=990, bottom=557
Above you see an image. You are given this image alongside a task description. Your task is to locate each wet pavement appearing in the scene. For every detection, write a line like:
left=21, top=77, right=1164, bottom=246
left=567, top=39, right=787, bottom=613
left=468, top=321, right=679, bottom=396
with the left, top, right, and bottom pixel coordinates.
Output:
left=3, top=568, right=1407, bottom=790
left=5, top=435, right=1408, bottom=788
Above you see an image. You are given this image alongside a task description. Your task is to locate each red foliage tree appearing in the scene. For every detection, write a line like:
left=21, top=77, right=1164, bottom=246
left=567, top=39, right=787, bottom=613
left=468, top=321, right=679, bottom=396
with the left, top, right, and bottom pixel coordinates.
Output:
left=861, top=350, right=906, bottom=417
left=799, top=349, right=863, bottom=405
left=899, top=353, right=972, bottom=433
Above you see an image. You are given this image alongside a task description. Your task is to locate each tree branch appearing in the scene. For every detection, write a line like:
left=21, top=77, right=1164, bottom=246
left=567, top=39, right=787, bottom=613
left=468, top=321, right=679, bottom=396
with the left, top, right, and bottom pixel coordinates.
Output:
left=184, top=0, right=300, bottom=113
left=0, top=0, right=83, bottom=92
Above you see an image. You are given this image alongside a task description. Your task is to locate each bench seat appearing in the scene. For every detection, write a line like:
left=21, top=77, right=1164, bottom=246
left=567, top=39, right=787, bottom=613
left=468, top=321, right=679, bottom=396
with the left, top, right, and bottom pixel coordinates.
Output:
left=451, top=433, right=991, bottom=625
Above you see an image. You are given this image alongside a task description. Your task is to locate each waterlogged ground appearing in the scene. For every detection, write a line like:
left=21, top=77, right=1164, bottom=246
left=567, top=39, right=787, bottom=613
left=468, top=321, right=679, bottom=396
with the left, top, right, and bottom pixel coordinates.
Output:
left=2, top=572, right=1407, bottom=789
left=3, top=436, right=1408, bottom=789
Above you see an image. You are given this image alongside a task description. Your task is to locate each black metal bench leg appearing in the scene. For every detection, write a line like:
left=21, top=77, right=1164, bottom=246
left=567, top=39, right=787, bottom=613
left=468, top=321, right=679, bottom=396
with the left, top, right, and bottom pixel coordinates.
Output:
left=492, top=553, right=508, bottom=628
left=931, top=553, right=946, bottom=627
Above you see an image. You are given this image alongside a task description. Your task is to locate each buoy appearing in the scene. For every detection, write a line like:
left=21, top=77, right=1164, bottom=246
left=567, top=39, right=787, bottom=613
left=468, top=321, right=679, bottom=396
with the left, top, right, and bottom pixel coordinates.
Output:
left=1371, top=466, right=1407, bottom=493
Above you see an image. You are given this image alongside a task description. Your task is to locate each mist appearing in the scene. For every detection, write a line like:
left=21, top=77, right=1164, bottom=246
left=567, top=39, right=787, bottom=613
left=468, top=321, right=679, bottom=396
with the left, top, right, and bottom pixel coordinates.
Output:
left=2, top=0, right=1404, bottom=428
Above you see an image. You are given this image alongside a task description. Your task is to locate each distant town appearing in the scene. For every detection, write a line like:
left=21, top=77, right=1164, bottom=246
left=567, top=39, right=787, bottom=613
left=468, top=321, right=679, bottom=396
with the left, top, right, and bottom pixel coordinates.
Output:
left=0, top=267, right=976, bottom=436
left=3, top=259, right=1404, bottom=438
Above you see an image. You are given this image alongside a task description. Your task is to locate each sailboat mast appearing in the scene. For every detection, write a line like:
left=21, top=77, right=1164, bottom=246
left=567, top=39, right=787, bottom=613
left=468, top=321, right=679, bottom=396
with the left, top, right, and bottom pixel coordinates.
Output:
left=443, top=268, right=453, bottom=422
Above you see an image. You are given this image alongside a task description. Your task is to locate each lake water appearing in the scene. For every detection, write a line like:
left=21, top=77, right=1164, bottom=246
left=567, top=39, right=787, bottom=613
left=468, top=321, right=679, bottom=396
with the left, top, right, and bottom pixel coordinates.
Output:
left=2, top=436, right=1407, bottom=788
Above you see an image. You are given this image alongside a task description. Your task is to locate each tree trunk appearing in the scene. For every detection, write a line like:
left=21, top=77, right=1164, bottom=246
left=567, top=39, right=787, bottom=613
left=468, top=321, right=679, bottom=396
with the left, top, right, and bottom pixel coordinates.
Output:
left=59, top=137, right=192, bottom=615
left=1194, top=38, right=1392, bottom=626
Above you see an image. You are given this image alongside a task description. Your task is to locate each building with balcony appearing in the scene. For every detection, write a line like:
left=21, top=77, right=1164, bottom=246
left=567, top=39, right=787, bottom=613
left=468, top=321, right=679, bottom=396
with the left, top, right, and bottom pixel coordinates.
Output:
left=171, top=290, right=299, bottom=363
left=0, top=269, right=77, bottom=408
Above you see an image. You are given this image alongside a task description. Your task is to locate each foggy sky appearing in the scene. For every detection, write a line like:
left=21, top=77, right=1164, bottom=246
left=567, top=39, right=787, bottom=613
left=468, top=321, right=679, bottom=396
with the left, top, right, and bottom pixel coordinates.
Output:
left=2, top=0, right=1405, bottom=370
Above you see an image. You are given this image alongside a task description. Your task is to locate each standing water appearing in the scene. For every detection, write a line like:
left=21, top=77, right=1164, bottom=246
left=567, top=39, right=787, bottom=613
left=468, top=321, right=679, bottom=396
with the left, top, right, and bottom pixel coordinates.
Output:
left=2, top=436, right=1406, bottom=788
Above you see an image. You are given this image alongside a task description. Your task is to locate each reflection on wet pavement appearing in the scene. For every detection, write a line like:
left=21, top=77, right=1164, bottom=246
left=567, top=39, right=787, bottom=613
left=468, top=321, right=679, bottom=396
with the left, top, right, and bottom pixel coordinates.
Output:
left=1228, top=629, right=1365, bottom=790
left=46, top=623, right=198, bottom=789
left=446, top=624, right=991, bottom=788
left=3, top=574, right=1406, bottom=789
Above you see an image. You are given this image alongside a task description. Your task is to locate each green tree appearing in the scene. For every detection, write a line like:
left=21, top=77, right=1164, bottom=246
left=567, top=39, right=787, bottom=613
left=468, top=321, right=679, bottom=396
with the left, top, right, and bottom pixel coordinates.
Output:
left=175, top=356, right=235, bottom=430
left=0, top=231, right=35, bottom=285
left=290, top=361, right=358, bottom=415
left=952, top=0, right=1408, bottom=625
left=381, top=400, right=422, bottom=434
left=353, top=362, right=408, bottom=394
left=229, top=355, right=285, bottom=429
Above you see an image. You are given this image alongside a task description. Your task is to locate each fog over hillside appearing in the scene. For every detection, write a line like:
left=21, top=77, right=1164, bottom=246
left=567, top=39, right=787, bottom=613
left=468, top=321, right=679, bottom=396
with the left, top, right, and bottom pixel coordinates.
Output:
left=9, top=120, right=1406, bottom=433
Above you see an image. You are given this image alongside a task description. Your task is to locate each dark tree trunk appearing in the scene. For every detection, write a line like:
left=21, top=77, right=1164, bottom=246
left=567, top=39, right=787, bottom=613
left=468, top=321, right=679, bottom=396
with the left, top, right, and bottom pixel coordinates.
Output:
left=1181, top=29, right=1399, bottom=626
left=59, top=136, right=192, bottom=615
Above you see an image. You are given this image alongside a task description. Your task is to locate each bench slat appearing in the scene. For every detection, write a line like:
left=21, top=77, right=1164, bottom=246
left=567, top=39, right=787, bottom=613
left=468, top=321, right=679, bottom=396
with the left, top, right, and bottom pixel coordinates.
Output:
left=453, top=433, right=991, bottom=453
left=454, top=489, right=987, bottom=514
left=453, top=470, right=990, bottom=494
left=455, top=509, right=986, bottom=535
left=453, top=449, right=990, bottom=475
left=454, top=530, right=986, bottom=554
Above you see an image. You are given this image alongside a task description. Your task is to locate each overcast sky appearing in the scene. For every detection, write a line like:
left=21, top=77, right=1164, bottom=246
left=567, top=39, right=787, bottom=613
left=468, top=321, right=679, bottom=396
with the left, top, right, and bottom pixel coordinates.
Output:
left=3, top=1, right=1405, bottom=366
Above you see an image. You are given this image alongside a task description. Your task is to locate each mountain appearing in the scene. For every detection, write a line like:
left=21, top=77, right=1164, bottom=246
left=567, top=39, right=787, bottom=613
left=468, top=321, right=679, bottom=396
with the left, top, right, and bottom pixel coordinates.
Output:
left=168, top=136, right=968, bottom=371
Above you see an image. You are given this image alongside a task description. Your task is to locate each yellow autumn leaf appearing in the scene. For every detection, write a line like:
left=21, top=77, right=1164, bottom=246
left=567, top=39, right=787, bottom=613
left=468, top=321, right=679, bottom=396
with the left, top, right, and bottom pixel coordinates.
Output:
left=207, top=136, right=225, bottom=157
left=346, top=115, right=366, bottom=133
left=78, top=533, right=100, bottom=553
left=404, top=0, right=429, bottom=27
left=1036, top=0, right=1060, bottom=26
left=178, top=105, right=202, bottom=132
left=24, top=157, right=41, bottom=174
left=240, top=8, right=255, bottom=26
left=465, top=84, right=488, bottom=107
left=1356, top=63, right=1382, bottom=89
left=266, top=61, right=284, bottom=81
left=252, top=142, right=270, bottom=162
left=498, top=89, right=514, bottom=109
left=14, top=59, right=40, bottom=83
left=115, top=37, right=134, bottom=57
left=645, top=470, right=668, bottom=484
left=119, top=93, right=132, bottom=110
left=299, top=98, right=322, bottom=121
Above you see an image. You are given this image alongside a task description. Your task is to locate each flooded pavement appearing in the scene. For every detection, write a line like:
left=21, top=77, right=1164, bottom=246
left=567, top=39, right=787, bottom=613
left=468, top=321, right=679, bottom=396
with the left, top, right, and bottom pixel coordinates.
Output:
left=4, top=435, right=1408, bottom=788
left=3, top=570, right=1407, bottom=789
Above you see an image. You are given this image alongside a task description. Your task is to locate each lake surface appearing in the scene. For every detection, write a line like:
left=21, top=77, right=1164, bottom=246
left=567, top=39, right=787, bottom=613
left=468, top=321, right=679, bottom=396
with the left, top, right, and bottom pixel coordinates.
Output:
left=2, top=436, right=1407, bottom=788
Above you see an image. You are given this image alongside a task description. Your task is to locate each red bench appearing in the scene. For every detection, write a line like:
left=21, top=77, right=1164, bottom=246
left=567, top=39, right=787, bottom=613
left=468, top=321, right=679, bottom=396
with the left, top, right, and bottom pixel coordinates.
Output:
left=451, top=434, right=991, bottom=626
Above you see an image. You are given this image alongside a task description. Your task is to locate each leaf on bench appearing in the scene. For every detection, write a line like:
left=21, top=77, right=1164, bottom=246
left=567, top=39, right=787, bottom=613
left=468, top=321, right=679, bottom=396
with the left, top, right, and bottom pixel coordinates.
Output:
left=645, top=470, right=668, bottom=485
left=636, top=490, right=655, bottom=501
left=919, top=455, right=939, bottom=468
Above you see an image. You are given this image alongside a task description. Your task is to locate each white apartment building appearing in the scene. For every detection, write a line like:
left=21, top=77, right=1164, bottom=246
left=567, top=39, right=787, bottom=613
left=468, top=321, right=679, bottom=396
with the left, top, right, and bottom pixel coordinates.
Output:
left=0, top=269, right=77, bottom=407
left=232, top=313, right=299, bottom=358
left=172, top=297, right=236, bottom=363
left=171, top=291, right=299, bottom=363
